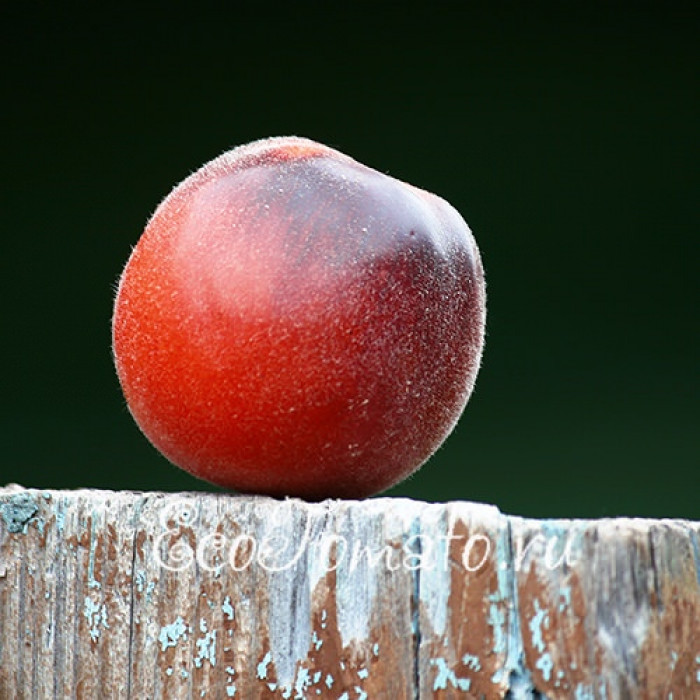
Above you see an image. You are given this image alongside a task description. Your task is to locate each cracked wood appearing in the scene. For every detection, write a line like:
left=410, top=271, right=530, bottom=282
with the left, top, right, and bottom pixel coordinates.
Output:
left=1, top=486, right=699, bottom=699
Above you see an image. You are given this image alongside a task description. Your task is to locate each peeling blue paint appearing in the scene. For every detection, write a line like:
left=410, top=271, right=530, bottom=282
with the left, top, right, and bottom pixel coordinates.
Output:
left=55, top=505, right=66, bottom=535
left=488, top=523, right=518, bottom=681
left=194, top=630, right=217, bottom=668
left=1, top=493, right=39, bottom=534
left=357, top=668, right=369, bottom=679
left=134, top=571, right=155, bottom=602
left=325, top=674, right=334, bottom=689
left=294, top=667, right=311, bottom=697
left=490, top=520, right=547, bottom=697
left=430, top=657, right=471, bottom=692
left=372, top=643, right=379, bottom=657
left=487, top=600, right=506, bottom=655
left=536, top=652, right=553, bottom=682
left=574, top=683, right=595, bottom=700
left=83, top=596, right=109, bottom=642
left=165, top=667, right=174, bottom=676
left=555, top=668, right=565, bottom=687
left=158, top=616, right=189, bottom=652
left=529, top=599, right=549, bottom=653
left=222, top=596, right=235, bottom=621
left=226, top=685, right=236, bottom=697
left=257, top=651, right=272, bottom=680
left=462, top=653, right=481, bottom=671
left=355, top=687, right=368, bottom=700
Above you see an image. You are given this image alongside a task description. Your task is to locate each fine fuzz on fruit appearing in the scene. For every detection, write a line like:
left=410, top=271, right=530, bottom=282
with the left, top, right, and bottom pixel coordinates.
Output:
left=112, top=136, right=486, bottom=499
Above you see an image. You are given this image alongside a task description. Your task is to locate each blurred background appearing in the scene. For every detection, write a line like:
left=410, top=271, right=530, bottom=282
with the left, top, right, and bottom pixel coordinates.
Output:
left=2, top=3, right=697, bottom=518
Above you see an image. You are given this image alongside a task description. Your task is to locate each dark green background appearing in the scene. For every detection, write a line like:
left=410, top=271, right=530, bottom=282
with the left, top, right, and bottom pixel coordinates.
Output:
left=3, top=3, right=697, bottom=518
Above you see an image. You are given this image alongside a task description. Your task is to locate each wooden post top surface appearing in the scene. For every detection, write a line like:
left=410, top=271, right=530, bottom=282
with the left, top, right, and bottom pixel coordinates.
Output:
left=1, top=485, right=698, bottom=699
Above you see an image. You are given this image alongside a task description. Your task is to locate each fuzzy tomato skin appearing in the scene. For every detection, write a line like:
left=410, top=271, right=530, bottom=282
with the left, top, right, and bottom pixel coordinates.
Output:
left=112, top=136, right=485, bottom=499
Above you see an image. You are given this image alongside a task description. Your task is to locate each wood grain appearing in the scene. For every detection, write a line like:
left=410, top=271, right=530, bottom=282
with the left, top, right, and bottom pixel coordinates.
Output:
left=1, top=485, right=698, bottom=699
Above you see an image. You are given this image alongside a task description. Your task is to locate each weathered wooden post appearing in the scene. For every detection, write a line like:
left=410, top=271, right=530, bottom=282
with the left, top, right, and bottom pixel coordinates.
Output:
left=1, top=484, right=698, bottom=698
